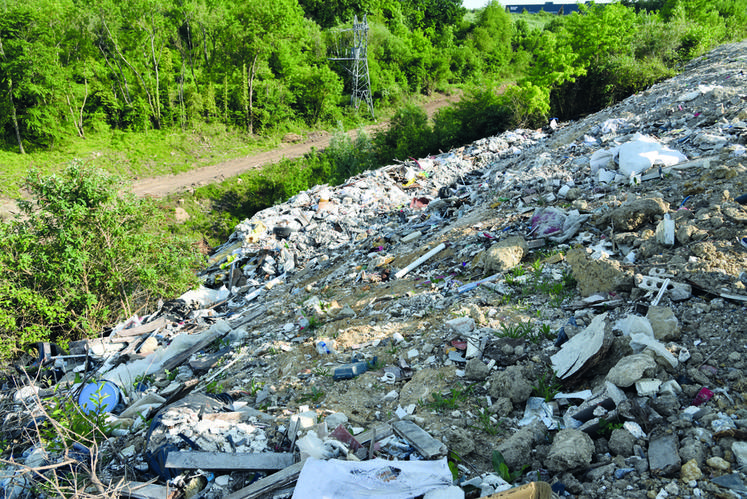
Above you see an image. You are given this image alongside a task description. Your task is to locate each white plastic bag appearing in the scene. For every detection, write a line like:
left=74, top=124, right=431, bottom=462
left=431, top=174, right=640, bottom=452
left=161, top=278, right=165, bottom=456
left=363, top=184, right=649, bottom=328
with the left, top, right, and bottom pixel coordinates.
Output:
left=292, top=458, right=453, bottom=499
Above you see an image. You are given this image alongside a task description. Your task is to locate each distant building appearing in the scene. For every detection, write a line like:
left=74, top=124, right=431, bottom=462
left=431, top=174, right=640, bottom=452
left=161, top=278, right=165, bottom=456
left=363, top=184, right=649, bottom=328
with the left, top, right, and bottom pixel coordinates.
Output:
left=503, top=1, right=612, bottom=15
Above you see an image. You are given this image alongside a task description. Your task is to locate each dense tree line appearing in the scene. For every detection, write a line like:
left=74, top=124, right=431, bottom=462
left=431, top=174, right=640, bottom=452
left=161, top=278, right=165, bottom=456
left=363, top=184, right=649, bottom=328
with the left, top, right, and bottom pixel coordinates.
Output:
left=1, top=0, right=746, bottom=153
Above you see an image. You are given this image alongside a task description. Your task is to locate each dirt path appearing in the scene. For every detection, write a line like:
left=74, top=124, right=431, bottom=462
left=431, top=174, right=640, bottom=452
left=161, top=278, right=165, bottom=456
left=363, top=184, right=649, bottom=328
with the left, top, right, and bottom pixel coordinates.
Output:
left=131, top=92, right=461, bottom=199
left=0, top=93, right=460, bottom=217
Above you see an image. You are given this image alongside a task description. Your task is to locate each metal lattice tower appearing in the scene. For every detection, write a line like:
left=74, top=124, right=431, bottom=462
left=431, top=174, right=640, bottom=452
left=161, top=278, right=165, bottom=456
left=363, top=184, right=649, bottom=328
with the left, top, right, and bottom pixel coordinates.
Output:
left=329, top=15, right=375, bottom=120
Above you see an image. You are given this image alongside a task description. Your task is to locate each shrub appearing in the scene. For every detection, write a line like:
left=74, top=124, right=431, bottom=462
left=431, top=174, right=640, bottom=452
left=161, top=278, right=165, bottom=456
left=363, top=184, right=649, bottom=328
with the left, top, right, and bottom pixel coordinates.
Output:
left=433, top=86, right=514, bottom=148
left=374, top=104, right=434, bottom=163
left=324, top=126, right=378, bottom=183
left=0, top=161, right=203, bottom=359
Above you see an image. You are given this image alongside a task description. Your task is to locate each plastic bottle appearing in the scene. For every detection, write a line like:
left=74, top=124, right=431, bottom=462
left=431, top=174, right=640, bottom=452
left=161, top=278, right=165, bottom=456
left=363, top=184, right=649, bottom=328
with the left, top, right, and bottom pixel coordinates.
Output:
left=316, top=341, right=331, bottom=355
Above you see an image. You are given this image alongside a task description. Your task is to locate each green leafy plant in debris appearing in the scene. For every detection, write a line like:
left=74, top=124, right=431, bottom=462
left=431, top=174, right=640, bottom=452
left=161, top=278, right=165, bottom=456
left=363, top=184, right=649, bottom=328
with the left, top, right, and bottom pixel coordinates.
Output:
left=0, top=161, right=203, bottom=360
left=368, top=357, right=385, bottom=370
left=298, top=386, right=325, bottom=404
left=537, top=323, right=554, bottom=341
left=312, top=363, right=331, bottom=377
left=597, top=417, right=624, bottom=437
left=470, top=408, right=503, bottom=436
left=42, top=385, right=116, bottom=452
left=532, top=368, right=563, bottom=402
left=447, top=451, right=463, bottom=483
left=425, top=385, right=473, bottom=413
left=205, top=380, right=224, bottom=394
left=303, top=313, right=322, bottom=331
left=492, top=450, right=528, bottom=483
left=501, top=259, right=577, bottom=310
left=497, top=320, right=533, bottom=339
left=133, top=373, right=155, bottom=388
left=247, top=379, right=265, bottom=396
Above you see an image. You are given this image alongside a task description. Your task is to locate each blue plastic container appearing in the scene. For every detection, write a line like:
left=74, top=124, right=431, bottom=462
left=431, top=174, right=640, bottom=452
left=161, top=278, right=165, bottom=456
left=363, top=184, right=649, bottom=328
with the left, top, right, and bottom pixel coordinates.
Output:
left=333, top=356, right=377, bottom=380
left=78, top=380, right=121, bottom=414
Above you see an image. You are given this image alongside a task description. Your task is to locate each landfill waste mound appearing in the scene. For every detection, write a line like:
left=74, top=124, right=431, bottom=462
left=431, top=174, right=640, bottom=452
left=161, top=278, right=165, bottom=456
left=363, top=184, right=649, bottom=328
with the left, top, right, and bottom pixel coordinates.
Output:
left=2, top=41, right=747, bottom=499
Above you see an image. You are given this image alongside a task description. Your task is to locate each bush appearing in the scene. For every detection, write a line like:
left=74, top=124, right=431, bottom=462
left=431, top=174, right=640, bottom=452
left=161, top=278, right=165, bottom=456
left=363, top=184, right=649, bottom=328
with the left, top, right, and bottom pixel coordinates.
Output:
left=0, top=161, right=203, bottom=359
left=433, top=87, right=514, bottom=148
left=374, top=104, right=434, bottom=163
left=499, top=83, right=549, bottom=129
left=324, top=126, right=378, bottom=184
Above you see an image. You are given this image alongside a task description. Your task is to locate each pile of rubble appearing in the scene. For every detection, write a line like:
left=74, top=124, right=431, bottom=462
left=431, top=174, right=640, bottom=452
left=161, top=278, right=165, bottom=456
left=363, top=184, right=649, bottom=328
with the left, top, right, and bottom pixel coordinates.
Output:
left=2, top=41, right=747, bottom=499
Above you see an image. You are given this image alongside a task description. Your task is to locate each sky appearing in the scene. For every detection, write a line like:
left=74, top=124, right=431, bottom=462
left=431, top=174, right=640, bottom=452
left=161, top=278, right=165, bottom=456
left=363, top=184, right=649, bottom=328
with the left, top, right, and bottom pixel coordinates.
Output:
left=463, top=0, right=491, bottom=8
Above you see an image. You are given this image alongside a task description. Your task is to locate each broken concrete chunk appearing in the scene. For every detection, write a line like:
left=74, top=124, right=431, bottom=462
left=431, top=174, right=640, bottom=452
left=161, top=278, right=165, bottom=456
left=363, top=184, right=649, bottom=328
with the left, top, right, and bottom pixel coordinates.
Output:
left=391, top=420, right=447, bottom=459
left=654, top=214, right=675, bottom=246
left=488, top=365, right=533, bottom=404
left=732, top=441, right=747, bottom=469
left=545, top=429, right=594, bottom=472
left=446, top=317, right=476, bottom=335
left=608, top=197, right=669, bottom=231
left=551, top=313, right=611, bottom=381
left=635, top=274, right=692, bottom=301
left=465, top=358, right=491, bottom=381
left=646, top=306, right=680, bottom=341
left=648, top=431, right=681, bottom=476
left=608, top=428, right=636, bottom=457
left=566, top=248, right=634, bottom=297
left=606, top=353, right=658, bottom=388
left=496, top=420, right=545, bottom=471
left=484, top=236, right=528, bottom=273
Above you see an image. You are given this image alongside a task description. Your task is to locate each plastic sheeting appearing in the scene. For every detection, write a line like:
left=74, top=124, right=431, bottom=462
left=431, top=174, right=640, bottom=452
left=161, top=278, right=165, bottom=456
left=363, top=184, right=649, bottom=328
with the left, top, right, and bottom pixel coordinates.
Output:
left=291, top=457, right=453, bottom=499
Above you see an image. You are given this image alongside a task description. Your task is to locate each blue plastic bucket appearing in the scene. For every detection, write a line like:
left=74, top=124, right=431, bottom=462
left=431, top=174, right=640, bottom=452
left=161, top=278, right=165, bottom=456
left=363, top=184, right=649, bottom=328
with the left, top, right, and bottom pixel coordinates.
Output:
left=78, top=380, right=121, bottom=414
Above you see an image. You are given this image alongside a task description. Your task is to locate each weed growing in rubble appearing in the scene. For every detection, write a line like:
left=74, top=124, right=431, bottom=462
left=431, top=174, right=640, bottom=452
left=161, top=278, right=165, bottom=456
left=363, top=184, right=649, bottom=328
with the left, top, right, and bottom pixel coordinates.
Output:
left=492, top=450, right=528, bottom=483
left=247, top=379, right=265, bottom=395
left=205, top=380, right=224, bottom=394
left=538, top=323, right=554, bottom=340
left=501, top=260, right=577, bottom=310
left=532, top=369, right=562, bottom=402
left=133, top=373, right=155, bottom=389
left=312, top=363, right=331, bottom=377
left=298, top=386, right=325, bottom=404
left=304, top=313, right=321, bottom=331
left=531, top=259, right=544, bottom=278
left=42, top=387, right=115, bottom=451
left=497, top=320, right=533, bottom=339
left=597, top=417, right=624, bottom=437
left=424, top=385, right=473, bottom=413
left=470, top=408, right=503, bottom=435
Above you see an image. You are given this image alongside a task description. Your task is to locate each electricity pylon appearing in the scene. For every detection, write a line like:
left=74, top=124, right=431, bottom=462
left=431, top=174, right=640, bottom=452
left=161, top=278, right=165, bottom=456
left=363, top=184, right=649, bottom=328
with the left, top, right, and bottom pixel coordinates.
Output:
left=329, top=15, right=375, bottom=120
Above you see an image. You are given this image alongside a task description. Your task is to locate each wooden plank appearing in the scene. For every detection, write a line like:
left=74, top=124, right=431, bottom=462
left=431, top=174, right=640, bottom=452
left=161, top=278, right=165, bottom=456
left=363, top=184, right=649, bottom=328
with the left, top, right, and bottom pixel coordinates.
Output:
left=391, top=420, right=447, bottom=459
left=165, top=451, right=294, bottom=471
left=355, top=423, right=392, bottom=446
left=223, top=460, right=305, bottom=499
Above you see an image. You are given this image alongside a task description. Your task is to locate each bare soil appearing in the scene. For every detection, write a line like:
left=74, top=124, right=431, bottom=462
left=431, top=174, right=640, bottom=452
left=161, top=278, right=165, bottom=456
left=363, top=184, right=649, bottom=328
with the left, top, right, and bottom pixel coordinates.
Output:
left=0, top=93, right=461, bottom=218
left=131, top=93, right=461, bottom=199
